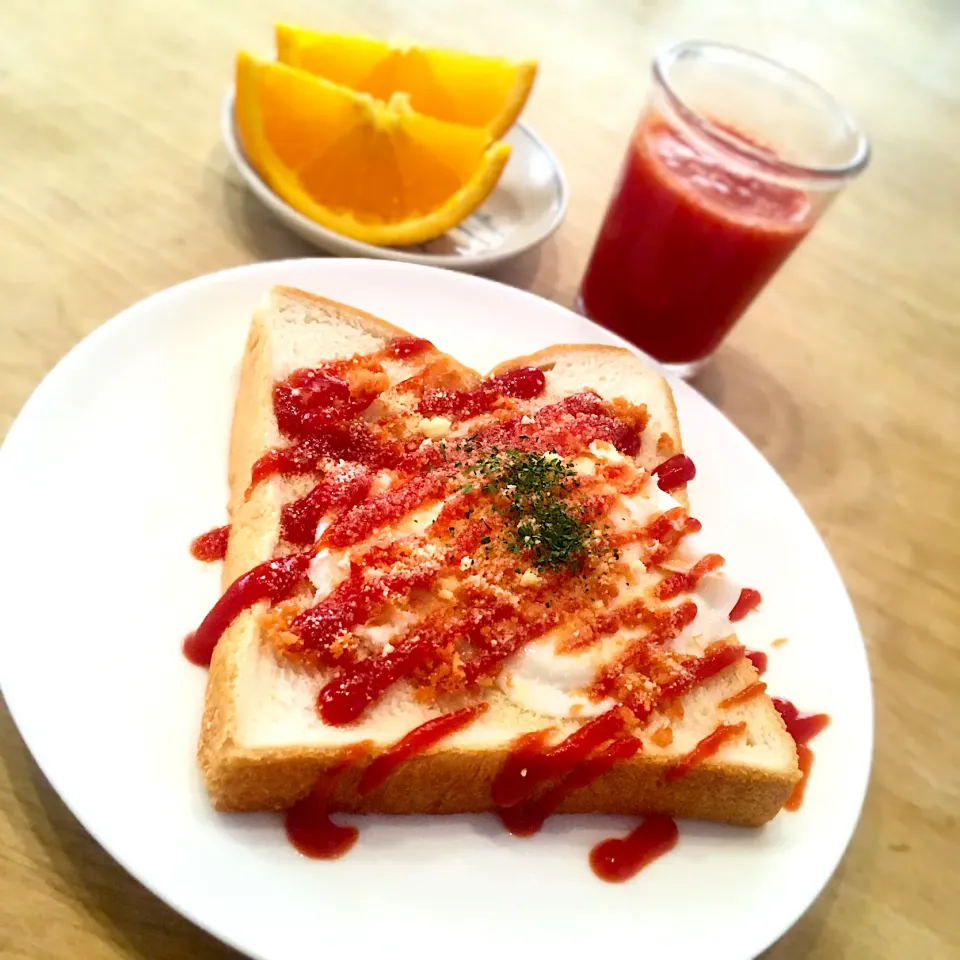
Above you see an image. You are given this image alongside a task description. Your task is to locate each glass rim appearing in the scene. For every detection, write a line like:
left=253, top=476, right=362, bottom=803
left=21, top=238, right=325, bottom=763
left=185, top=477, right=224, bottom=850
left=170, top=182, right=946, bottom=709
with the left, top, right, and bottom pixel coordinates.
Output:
left=653, top=40, right=871, bottom=182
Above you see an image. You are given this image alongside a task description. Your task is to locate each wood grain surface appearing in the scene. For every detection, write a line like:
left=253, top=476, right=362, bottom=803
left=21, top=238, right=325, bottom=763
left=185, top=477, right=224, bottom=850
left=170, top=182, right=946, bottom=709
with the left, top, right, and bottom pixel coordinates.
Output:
left=1, top=0, right=958, bottom=957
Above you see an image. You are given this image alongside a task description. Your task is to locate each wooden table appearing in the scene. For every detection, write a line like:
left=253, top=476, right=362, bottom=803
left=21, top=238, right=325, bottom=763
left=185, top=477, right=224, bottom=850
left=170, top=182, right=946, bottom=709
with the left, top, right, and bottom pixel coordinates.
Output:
left=1, top=0, right=957, bottom=956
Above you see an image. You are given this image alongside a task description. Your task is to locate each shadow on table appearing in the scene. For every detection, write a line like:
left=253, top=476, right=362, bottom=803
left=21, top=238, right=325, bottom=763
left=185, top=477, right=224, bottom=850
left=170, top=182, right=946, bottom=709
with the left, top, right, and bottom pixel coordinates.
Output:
left=0, top=695, right=243, bottom=960
left=202, top=143, right=320, bottom=263
left=201, top=142, right=563, bottom=299
left=690, top=345, right=809, bottom=472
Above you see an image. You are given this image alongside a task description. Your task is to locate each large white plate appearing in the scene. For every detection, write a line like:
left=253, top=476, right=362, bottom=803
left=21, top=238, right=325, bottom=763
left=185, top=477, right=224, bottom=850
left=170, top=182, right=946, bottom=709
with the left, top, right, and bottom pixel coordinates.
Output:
left=0, top=260, right=871, bottom=960
left=221, top=93, right=568, bottom=271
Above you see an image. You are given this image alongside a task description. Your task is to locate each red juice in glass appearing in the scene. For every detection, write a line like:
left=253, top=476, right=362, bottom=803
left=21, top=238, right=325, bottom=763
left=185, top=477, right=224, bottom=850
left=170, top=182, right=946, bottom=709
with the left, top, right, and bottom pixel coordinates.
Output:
left=578, top=42, right=869, bottom=376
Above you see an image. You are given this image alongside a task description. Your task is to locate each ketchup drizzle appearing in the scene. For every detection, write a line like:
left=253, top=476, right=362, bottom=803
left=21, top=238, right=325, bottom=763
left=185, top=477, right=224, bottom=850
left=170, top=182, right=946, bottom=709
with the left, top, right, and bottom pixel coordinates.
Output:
left=772, top=698, right=831, bottom=745
left=499, top=736, right=642, bottom=837
left=772, top=697, right=830, bottom=812
left=729, top=587, right=762, bottom=622
left=285, top=757, right=360, bottom=859
left=418, top=366, right=546, bottom=419
left=183, top=552, right=311, bottom=667
left=190, top=524, right=230, bottom=562
left=652, top=454, right=696, bottom=491
left=358, top=703, right=489, bottom=794
left=718, top=681, right=767, bottom=709
left=492, top=708, right=628, bottom=808
left=655, top=553, right=725, bottom=600
left=589, top=815, right=679, bottom=883
left=665, top=722, right=747, bottom=781
left=280, top=464, right=374, bottom=545
left=317, top=640, right=438, bottom=726
left=745, top=649, right=768, bottom=676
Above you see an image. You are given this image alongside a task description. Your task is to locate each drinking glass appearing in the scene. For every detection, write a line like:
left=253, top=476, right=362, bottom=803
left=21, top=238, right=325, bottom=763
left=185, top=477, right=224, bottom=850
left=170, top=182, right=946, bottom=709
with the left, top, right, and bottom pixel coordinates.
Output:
left=577, top=41, right=869, bottom=377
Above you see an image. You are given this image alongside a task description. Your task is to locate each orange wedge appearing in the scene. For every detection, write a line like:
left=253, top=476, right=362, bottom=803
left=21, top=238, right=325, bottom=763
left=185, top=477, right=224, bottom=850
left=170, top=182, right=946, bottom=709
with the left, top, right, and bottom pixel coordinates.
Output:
left=275, top=24, right=537, bottom=140
left=235, top=52, right=512, bottom=247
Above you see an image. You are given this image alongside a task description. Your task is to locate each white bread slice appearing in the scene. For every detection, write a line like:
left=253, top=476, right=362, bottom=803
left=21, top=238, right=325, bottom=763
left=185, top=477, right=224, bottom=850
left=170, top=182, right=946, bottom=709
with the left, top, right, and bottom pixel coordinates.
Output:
left=198, top=286, right=799, bottom=826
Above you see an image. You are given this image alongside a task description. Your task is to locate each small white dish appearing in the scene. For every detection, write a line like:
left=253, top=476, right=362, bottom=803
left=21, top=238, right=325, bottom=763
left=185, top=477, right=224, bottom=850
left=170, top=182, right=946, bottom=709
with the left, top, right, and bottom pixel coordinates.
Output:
left=0, top=259, right=871, bottom=960
left=220, top=92, right=568, bottom=271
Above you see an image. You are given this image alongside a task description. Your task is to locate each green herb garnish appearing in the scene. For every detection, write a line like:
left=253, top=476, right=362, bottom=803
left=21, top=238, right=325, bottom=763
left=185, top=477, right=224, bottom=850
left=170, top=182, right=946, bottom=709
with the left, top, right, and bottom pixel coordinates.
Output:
left=464, top=448, right=594, bottom=571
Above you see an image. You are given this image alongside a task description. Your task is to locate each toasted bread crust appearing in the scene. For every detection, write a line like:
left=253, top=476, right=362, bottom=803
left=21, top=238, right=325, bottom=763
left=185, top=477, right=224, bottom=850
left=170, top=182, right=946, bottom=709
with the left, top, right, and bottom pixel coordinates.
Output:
left=203, top=662, right=796, bottom=827
left=198, top=288, right=800, bottom=827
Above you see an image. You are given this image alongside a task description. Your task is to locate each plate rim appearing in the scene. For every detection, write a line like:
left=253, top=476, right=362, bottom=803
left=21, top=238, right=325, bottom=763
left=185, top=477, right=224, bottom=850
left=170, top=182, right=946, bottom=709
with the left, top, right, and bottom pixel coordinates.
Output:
left=0, top=258, right=873, bottom=960
left=219, top=90, right=569, bottom=270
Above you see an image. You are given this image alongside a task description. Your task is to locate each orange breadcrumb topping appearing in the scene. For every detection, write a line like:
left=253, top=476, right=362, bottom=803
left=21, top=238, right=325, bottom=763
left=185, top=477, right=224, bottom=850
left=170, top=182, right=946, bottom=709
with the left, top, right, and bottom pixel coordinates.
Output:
left=413, top=642, right=467, bottom=702
left=650, top=725, right=674, bottom=748
left=609, top=397, right=650, bottom=434
left=258, top=600, right=303, bottom=654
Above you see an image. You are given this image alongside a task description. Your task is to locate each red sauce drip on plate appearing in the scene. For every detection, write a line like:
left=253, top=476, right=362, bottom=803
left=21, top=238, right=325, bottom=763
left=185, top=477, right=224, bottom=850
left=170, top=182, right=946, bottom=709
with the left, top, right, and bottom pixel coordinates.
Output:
left=665, top=722, right=747, bottom=781
left=589, top=815, right=679, bottom=883
left=418, top=366, right=546, bottom=419
left=784, top=743, right=814, bottom=811
left=745, top=649, right=768, bottom=676
left=183, top=552, right=311, bottom=667
left=729, top=587, right=762, bottom=622
left=772, top=698, right=830, bottom=812
left=652, top=454, right=696, bottom=491
left=498, top=736, right=642, bottom=837
left=189, top=524, right=230, bottom=562
left=772, top=698, right=830, bottom=745
left=358, top=704, right=489, bottom=794
left=285, top=755, right=363, bottom=859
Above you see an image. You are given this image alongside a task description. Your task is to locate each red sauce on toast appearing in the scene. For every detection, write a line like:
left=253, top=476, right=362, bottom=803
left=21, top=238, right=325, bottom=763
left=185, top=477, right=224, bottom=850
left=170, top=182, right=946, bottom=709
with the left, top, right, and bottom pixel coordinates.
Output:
left=358, top=703, right=489, bottom=794
left=321, top=473, right=448, bottom=548
left=654, top=641, right=746, bottom=710
left=493, top=709, right=628, bottom=808
left=382, top=336, right=434, bottom=359
left=419, top=366, right=546, bottom=419
left=190, top=330, right=810, bottom=876
left=718, top=681, right=767, bottom=709
left=665, top=721, right=747, bottom=781
left=589, top=815, right=679, bottom=882
left=498, top=736, right=642, bottom=837
left=745, top=649, right=768, bottom=676
left=652, top=453, right=696, bottom=491
left=292, top=561, right=438, bottom=663
left=280, top=463, right=374, bottom=545
left=190, top=524, right=230, bottom=562
left=655, top=553, right=725, bottom=599
left=183, top=552, right=311, bottom=667
left=317, top=639, right=440, bottom=725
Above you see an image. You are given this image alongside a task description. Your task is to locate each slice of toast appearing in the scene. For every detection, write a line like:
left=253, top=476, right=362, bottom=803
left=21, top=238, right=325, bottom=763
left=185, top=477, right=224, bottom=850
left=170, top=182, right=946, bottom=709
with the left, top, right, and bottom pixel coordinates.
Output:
left=198, top=286, right=799, bottom=826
